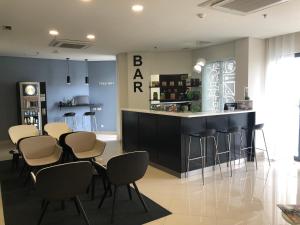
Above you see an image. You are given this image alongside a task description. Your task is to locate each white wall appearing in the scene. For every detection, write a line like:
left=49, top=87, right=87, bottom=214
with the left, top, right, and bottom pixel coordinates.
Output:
left=116, top=53, right=128, bottom=136
left=248, top=38, right=266, bottom=122
left=192, top=41, right=235, bottom=64
left=235, top=38, right=249, bottom=100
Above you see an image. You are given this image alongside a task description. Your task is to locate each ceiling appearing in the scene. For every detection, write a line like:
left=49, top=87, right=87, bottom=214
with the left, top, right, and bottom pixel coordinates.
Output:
left=0, top=0, right=300, bottom=61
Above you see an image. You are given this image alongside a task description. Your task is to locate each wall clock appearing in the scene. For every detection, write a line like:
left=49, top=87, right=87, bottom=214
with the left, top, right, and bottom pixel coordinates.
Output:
left=24, top=85, right=36, bottom=96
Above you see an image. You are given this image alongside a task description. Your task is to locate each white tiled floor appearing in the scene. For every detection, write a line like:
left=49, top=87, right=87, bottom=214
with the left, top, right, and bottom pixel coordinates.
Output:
left=0, top=139, right=298, bottom=225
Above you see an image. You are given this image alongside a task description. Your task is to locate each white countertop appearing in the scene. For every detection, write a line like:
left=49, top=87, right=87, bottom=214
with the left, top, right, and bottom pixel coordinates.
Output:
left=121, top=108, right=255, bottom=118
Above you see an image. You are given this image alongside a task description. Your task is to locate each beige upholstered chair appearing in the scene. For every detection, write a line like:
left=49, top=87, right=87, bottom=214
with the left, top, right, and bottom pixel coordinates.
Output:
left=8, top=125, right=40, bottom=168
left=18, top=135, right=62, bottom=167
left=65, top=132, right=106, bottom=160
left=8, top=125, right=39, bottom=145
left=44, top=122, right=72, bottom=140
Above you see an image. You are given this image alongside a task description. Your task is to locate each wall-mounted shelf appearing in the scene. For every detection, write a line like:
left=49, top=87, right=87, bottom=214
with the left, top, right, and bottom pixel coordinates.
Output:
left=58, top=103, right=102, bottom=110
left=149, top=85, right=200, bottom=88
left=150, top=101, right=192, bottom=105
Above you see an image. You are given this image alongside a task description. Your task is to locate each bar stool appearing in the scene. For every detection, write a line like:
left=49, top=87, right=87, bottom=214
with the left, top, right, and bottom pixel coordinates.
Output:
left=186, top=129, right=218, bottom=185
left=82, top=112, right=98, bottom=131
left=63, top=112, right=77, bottom=130
left=216, top=127, right=247, bottom=177
left=241, top=123, right=271, bottom=169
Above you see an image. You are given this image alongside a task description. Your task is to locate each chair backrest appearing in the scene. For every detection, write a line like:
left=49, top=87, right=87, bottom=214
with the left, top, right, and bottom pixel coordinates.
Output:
left=65, top=131, right=97, bottom=153
left=35, top=161, right=93, bottom=200
left=107, top=151, right=149, bottom=185
left=19, top=135, right=57, bottom=159
left=8, top=125, right=39, bottom=145
left=44, top=122, right=72, bottom=140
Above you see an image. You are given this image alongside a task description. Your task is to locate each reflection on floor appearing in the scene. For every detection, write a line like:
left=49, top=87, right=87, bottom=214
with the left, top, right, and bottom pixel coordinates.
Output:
left=0, top=139, right=299, bottom=225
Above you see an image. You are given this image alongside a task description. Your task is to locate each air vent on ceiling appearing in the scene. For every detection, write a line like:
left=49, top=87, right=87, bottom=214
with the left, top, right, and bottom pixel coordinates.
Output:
left=49, top=39, right=92, bottom=49
left=198, top=0, right=289, bottom=15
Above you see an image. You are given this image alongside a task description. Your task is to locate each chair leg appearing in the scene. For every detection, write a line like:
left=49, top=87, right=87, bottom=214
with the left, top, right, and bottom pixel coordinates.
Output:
left=75, top=196, right=91, bottom=225
left=132, top=182, right=148, bottom=212
left=111, top=185, right=118, bottom=224
left=19, top=164, right=27, bottom=177
left=61, top=200, right=65, bottom=210
left=240, top=132, right=247, bottom=172
left=262, top=129, right=271, bottom=166
left=98, top=186, right=109, bottom=208
left=23, top=169, right=31, bottom=186
left=73, top=197, right=81, bottom=215
left=91, top=176, right=96, bottom=200
left=127, top=184, right=132, bottom=200
left=37, top=201, right=49, bottom=225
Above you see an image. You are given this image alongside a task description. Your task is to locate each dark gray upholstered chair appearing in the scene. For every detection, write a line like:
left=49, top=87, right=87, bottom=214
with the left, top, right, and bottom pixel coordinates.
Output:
left=31, top=161, right=93, bottom=225
left=94, top=151, right=149, bottom=223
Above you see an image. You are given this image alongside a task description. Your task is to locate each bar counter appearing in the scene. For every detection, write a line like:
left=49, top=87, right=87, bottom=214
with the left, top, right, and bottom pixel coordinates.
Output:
left=122, top=108, right=255, bottom=177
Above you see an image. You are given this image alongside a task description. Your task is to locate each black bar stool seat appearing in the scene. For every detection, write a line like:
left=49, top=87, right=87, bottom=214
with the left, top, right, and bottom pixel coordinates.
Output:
left=84, top=112, right=95, bottom=116
left=64, top=112, right=76, bottom=117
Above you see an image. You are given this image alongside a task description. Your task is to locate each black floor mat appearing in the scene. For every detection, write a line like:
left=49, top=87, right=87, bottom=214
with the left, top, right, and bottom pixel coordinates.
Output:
left=0, top=160, right=171, bottom=225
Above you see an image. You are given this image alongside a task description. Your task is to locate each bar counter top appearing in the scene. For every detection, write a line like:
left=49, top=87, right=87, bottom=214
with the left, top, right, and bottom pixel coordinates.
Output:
left=121, top=108, right=254, bottom=118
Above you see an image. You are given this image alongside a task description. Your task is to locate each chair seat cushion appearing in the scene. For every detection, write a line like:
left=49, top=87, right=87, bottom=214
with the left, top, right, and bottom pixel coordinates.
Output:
left=74, top=148, right=102, bottom=159
left=26, top=154, right=60, bottom=167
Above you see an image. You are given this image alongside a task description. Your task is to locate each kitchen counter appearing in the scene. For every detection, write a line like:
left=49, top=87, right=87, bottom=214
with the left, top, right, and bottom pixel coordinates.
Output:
left=121, top=108, right=254, bottom=118
left=122, top=109, right=255, bottom=178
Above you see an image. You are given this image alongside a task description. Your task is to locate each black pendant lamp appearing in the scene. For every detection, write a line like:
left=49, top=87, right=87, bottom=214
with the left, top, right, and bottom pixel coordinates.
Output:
left=66, top=58, right=71, bottom=85
left=85, top=59, right=89, bottom=85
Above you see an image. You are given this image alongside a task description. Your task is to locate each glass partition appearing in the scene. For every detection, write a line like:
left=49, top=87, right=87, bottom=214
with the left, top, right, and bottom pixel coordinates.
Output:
left=202, top=59, right=236, bottom=112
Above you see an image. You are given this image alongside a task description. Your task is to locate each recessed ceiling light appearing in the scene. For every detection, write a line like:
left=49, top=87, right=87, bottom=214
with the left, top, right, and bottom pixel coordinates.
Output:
left=2, top=25, right=12, bottom=31
left=86, top=34, right=95, bottom=40
left=132, top=4, right=144, bottom=12
left=81, top=0, right=92, bottom=2
left=197, top=13, right=206, bottom=19
left=49, top=30, right=59, bottom=36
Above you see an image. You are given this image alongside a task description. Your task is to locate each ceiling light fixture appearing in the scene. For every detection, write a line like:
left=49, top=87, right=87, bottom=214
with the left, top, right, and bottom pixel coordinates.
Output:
left=193, top=58, right=206, bottom=73
left=132, top=4, right=144, bottom=12
left=49, top=30, right=59, bottom=36
left=85, top=59, right=89, bottom=85
left=86, top=34, right=95, bottom=40
left=197, top=13, right=206, bottom=19
left=66, top=58, right=71, bottom=85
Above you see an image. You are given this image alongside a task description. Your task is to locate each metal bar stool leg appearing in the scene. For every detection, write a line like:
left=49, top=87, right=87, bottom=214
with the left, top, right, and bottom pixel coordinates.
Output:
left=227, top=134, right=233, bottom=177
left=240, top=131, right=247, bottom=172
left=186, top=136, right=192, bottom=178
left=200, top=137, right=205, bottom=185
left=262, top=129, right=271, bottom=166
left=213, top=136, right=222, bottom=178
left=250, top=130, right=258, bottom=169
left=94, top=116, right=98, bottom=131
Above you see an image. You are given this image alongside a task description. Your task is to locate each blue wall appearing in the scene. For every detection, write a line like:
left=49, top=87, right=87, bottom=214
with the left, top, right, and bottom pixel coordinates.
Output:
left=88, top=61, right=117, bottom=131
left=0, top=56, right=117, bottom=140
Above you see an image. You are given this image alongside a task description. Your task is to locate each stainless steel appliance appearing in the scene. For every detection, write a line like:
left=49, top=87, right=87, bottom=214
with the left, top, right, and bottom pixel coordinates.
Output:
left=17, top=82, right=47, bottom=132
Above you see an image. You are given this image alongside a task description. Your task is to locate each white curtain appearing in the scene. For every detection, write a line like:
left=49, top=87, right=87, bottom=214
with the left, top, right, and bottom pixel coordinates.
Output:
left=264, top=33, right=300, bottom=161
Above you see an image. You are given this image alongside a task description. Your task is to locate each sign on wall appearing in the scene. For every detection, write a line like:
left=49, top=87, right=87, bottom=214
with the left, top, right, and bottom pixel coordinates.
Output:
left=133, top=55, right=144, bottom=93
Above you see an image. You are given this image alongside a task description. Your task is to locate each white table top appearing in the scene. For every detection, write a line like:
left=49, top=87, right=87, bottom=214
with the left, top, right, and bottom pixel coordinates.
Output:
left=121, top=108, right=255, bottom=118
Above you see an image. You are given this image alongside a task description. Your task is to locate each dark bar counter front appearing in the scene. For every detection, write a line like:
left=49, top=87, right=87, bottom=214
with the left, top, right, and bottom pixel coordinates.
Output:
left=122, top=109, right=255, bottom=178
